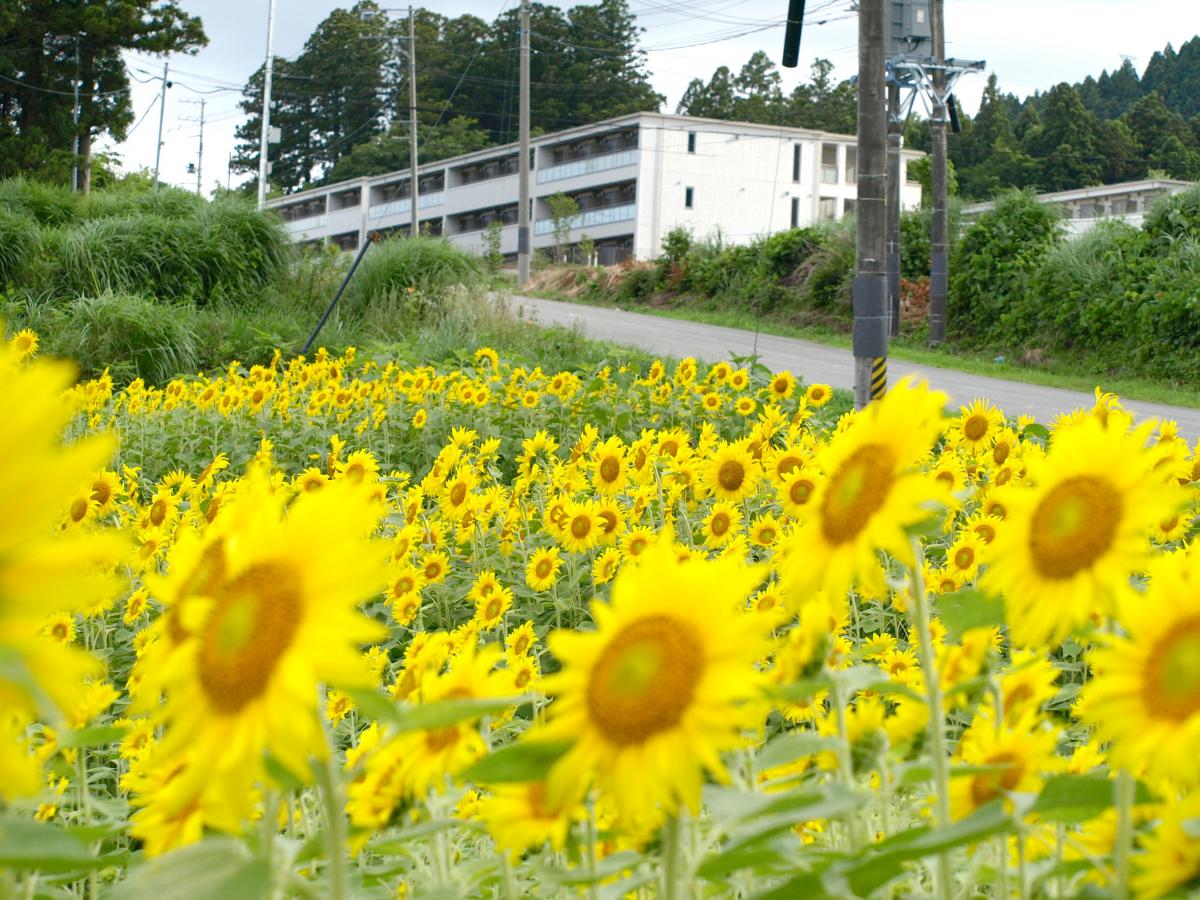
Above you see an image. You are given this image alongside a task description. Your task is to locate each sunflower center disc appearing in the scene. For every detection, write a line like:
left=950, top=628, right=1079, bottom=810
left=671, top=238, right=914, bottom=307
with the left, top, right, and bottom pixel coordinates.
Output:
left=1028, top=476, right=1122, bottom=579
left=969, top=750, right=1023, bottom=807
left=599, top=457, right=620, bottom=482
left=1145, top=617, right=1200, bottom=722
left=587, top=614, right=704, bottom=745
left=571, top=515, right=591, bottom=539
left=963, top=415, right=990, bottom=442
left=198, top=561, right=302, bottom=714
left=718, top=460, right=745, bottom=493
left=790, top=478, right=815, bottom=506
left=449, top=482, right=467, bottom=506
left=820, top=444, right=896, bottom=545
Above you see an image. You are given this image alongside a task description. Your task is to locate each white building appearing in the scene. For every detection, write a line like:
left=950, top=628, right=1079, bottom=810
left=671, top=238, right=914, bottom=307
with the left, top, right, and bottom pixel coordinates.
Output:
left=266, top=111, right=926, bottom=264
left=960, top=178, right=1196, bottom=237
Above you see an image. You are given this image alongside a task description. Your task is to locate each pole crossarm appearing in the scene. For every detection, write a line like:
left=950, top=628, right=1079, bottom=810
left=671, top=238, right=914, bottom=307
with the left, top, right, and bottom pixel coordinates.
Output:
left=887, top=58, right=985, bottom=114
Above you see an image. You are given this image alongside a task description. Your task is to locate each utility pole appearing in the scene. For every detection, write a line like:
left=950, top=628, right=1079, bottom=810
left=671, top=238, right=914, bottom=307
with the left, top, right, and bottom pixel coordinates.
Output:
left=196, top=99, right=205, bottom=194
left=407, top=6, right=420, bottom=237
left=852, top=0, right=888, bottom=409
left=928, top=0, right=948, bottom=344
left=516, top=0, right=531, bottom=286
left=886, top=81, right=902, bottom=337
left=152, top=61, right=169, bottom=188
left=72, top=36, right=81, bottom=193
left=258, top=0, right=278, bottom=210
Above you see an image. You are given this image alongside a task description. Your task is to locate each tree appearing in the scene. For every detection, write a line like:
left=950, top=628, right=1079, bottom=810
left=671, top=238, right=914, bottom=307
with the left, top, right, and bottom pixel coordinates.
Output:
left=324, top=116, right=491, bottom=184
left=1122, top=91, right=1200, bottom=180
left=733, top=51, right=784, bottom=124
left=676, top=67, right=737, bottom=120
left=546, top=192, right=579, bottom=263
left=0, top=1, right=206, bottom=188
left=787, top=59, right=856, bottom=134
left=1022, top=83, right=1104, bottom=191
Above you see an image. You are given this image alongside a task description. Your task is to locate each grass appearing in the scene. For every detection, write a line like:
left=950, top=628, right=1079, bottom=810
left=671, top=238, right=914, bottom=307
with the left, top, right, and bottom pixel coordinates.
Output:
left=523, top=286, right=1200, bottom=411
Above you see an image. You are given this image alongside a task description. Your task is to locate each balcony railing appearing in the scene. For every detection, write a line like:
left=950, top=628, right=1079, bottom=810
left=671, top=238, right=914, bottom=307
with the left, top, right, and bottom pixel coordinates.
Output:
left=285, top=214, right=326, bottom=232
left=537, top=149, right=638, bottom=185
left=368, top=191, right=446, bottom=219
left=533, top=202, right=636, bottom=236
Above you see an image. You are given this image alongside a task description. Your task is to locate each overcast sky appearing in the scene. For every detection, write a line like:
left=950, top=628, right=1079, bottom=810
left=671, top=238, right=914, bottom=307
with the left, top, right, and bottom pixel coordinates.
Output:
left=110, top=0, right=1200, bottom=193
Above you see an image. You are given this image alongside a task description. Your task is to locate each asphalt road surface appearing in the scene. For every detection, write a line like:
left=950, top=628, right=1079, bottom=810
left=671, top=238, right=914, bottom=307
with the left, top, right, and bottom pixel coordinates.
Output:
left=510, top=294, right=1200, bottom=438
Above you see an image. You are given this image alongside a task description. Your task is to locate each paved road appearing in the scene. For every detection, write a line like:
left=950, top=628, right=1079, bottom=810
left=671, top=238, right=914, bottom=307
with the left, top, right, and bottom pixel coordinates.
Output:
left=510, top=294, right=1200, bottom=436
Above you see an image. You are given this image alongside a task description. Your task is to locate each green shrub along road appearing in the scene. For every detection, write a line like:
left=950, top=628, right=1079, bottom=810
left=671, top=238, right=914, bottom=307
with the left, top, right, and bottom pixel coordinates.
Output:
left=528, top=187, right=1200, bottom=408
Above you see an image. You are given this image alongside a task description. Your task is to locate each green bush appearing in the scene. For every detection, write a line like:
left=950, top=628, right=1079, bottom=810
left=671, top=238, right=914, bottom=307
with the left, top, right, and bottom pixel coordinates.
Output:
left=796, top=221, right=855, bottom=312
left=41, top=292, right=200, bottom=384
left=344, top=236, right=483, bottom=324
left=1142, top=186, right=1200, bottom=245
left=0, top=208, right=38, bottom=288
left=0, top=176, right=77, bottom=226
left=948, top=190, right=1062, bottom=343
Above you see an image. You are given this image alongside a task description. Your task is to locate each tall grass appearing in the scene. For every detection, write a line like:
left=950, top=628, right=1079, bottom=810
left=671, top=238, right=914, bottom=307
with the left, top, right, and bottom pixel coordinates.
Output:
left=344, top=236, right=483, bottom=321
left=40, top=292, right=200, bottom=384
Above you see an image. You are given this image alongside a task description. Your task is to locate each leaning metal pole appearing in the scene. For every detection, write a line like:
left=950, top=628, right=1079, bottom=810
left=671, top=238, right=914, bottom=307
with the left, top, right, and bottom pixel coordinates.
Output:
left=853, top=0, right=889, bottom=409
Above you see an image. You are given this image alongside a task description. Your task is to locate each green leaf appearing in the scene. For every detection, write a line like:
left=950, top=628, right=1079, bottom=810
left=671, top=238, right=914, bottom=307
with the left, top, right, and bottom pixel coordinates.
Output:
left=263, top=752, right=307, bottom=792
left=61, top=724, right=127, bottom=749
left=343, top=686, right=403, bottom=726
left=1022, top=423, right=1050, bottom=442
left=1030, top=774, right=1155, bottom=824
left=115, top=839, right=270, bottom=900
left=834, top=801, right=1014, bottom=895
left=0, top=817, right=102, bottom=873
left=935, top=588, right=1006, bottom=640
left=547, top=850, right=641, bottom=885
left=755, top=732, right=838, bottom=772
left=390, top=695, right=530, bottom=732
left=462, top=739, right=572, bottom=784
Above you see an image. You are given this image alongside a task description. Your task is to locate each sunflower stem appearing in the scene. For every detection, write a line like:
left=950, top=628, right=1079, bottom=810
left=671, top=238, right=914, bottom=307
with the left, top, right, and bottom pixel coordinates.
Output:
left=315, top=751, right=348, bottom=900
left=660, top=814, right=682, bottom=900
left=907, top=539, right=954, bottom=900
left=262, top=790, right=278, bottom=900
left=1114, top=768, right=1135, bottom=900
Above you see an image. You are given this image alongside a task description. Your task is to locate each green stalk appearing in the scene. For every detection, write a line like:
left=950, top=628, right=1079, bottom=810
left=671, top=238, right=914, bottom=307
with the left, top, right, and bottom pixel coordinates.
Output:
left=315, top=754, right=348, bottom=900
left=1113, top=768, right=1135, bottom=900
left=907, top=539, right=953, bottom=900
left=660, top=814, right=682, bottom=900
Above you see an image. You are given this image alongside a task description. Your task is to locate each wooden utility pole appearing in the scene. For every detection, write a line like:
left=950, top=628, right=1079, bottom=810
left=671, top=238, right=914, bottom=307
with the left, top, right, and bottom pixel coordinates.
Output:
left=196, top=98, right=205, bottom=194
left=853, top=0, right=888, bottom=409
left=887, top=81, right=902, bottom=337
left=407, top=7, right=420, bottom=237
left=516, top=0, right=531, bottom=286
left=928, top=0, right=948, bottom=344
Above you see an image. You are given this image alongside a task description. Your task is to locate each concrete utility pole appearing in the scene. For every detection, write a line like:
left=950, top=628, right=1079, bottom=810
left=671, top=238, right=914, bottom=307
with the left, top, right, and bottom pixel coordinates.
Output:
left=408, top=6, right=420, bottom=237
left=928, top=0, right=948, bottom=344
left=196, top=98, right=205, bottom=194
left=257, top=0, right=278, bottom=210
left=152, top=61, right=169, bottom=188
left=516, top=0, right=531, bottom=286
left=886, top=81, right=902, bottom=337
left=852, top=0, right=889, bottom=409
left=72, top=37, right=81, bottom=193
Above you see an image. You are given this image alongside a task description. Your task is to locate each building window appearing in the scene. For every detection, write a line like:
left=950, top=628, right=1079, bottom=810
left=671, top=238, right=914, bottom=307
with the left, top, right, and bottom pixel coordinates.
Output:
left=790, top=196, right=800, bottom=228
left=818, top=197, right=837, bottom=221
left=687, top=131, right=696, bottom=153
left=792, top=144, right=802, bottom=181
left=685, top=186, right=694, bottom=209
left=821, top=143, right=838, bottom=184
left=844, top=146, right=857, bottom=185
left=843, top=198, right=856, bottom=216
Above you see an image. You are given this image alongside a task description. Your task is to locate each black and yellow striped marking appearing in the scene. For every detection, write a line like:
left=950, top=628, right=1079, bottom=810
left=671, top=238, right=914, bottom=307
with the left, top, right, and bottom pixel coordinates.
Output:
left=870, top=357, right=887, bottom=400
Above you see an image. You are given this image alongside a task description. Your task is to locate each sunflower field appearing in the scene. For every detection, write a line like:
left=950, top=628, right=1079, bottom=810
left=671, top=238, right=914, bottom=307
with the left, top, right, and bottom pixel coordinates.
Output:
left=2, top=324, right=1200, bottom=900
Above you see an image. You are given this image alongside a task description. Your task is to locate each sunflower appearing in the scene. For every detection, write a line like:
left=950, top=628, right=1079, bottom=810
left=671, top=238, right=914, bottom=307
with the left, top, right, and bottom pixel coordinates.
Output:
left=137, top=470, right=389, bottom=832
left=8, top=328, right=39, bottom=359
left=705, top=441, right=759, bottom=503
left=592, top=547, right=622, bottom=585
left=621, top=526, right=655, bottom=560
left=953, top=399, right=1004, bottom=454
left=779, top=378, right=947, bottom=599
left=0, top=340, right=124, bottom=721
left=474, top=585, right=514, bottom=631
left=767, top=370, right=796, bottom=401
left=982, top=417, right=1184, bottom=646
left=945, top=531, right=985, bottom=581
left=481, top=781, right=583, bottom=857
left=506, top=621, right=538, bottom=661
left=534, top=531, right=770, bottom=821
left=419, top=549, right=451, bottom=585
left=1083, top=552, right=1200, bottom=785
left=560, top=501, right=601, bottom=554
left=949, top=710, right=1059, bottom=821
left=749, top=513, right=782, bottom=548
left=702, top=501, right=742, bottom=548
left=778, top=469, right=823, bottom=518
left=89, top=470, right=122, bottom=516
left=805, top=383, right=832, bottom=407
left=526, top=546, right=562, bottom=592
left=1133, top=791, right=1200, bottom=899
